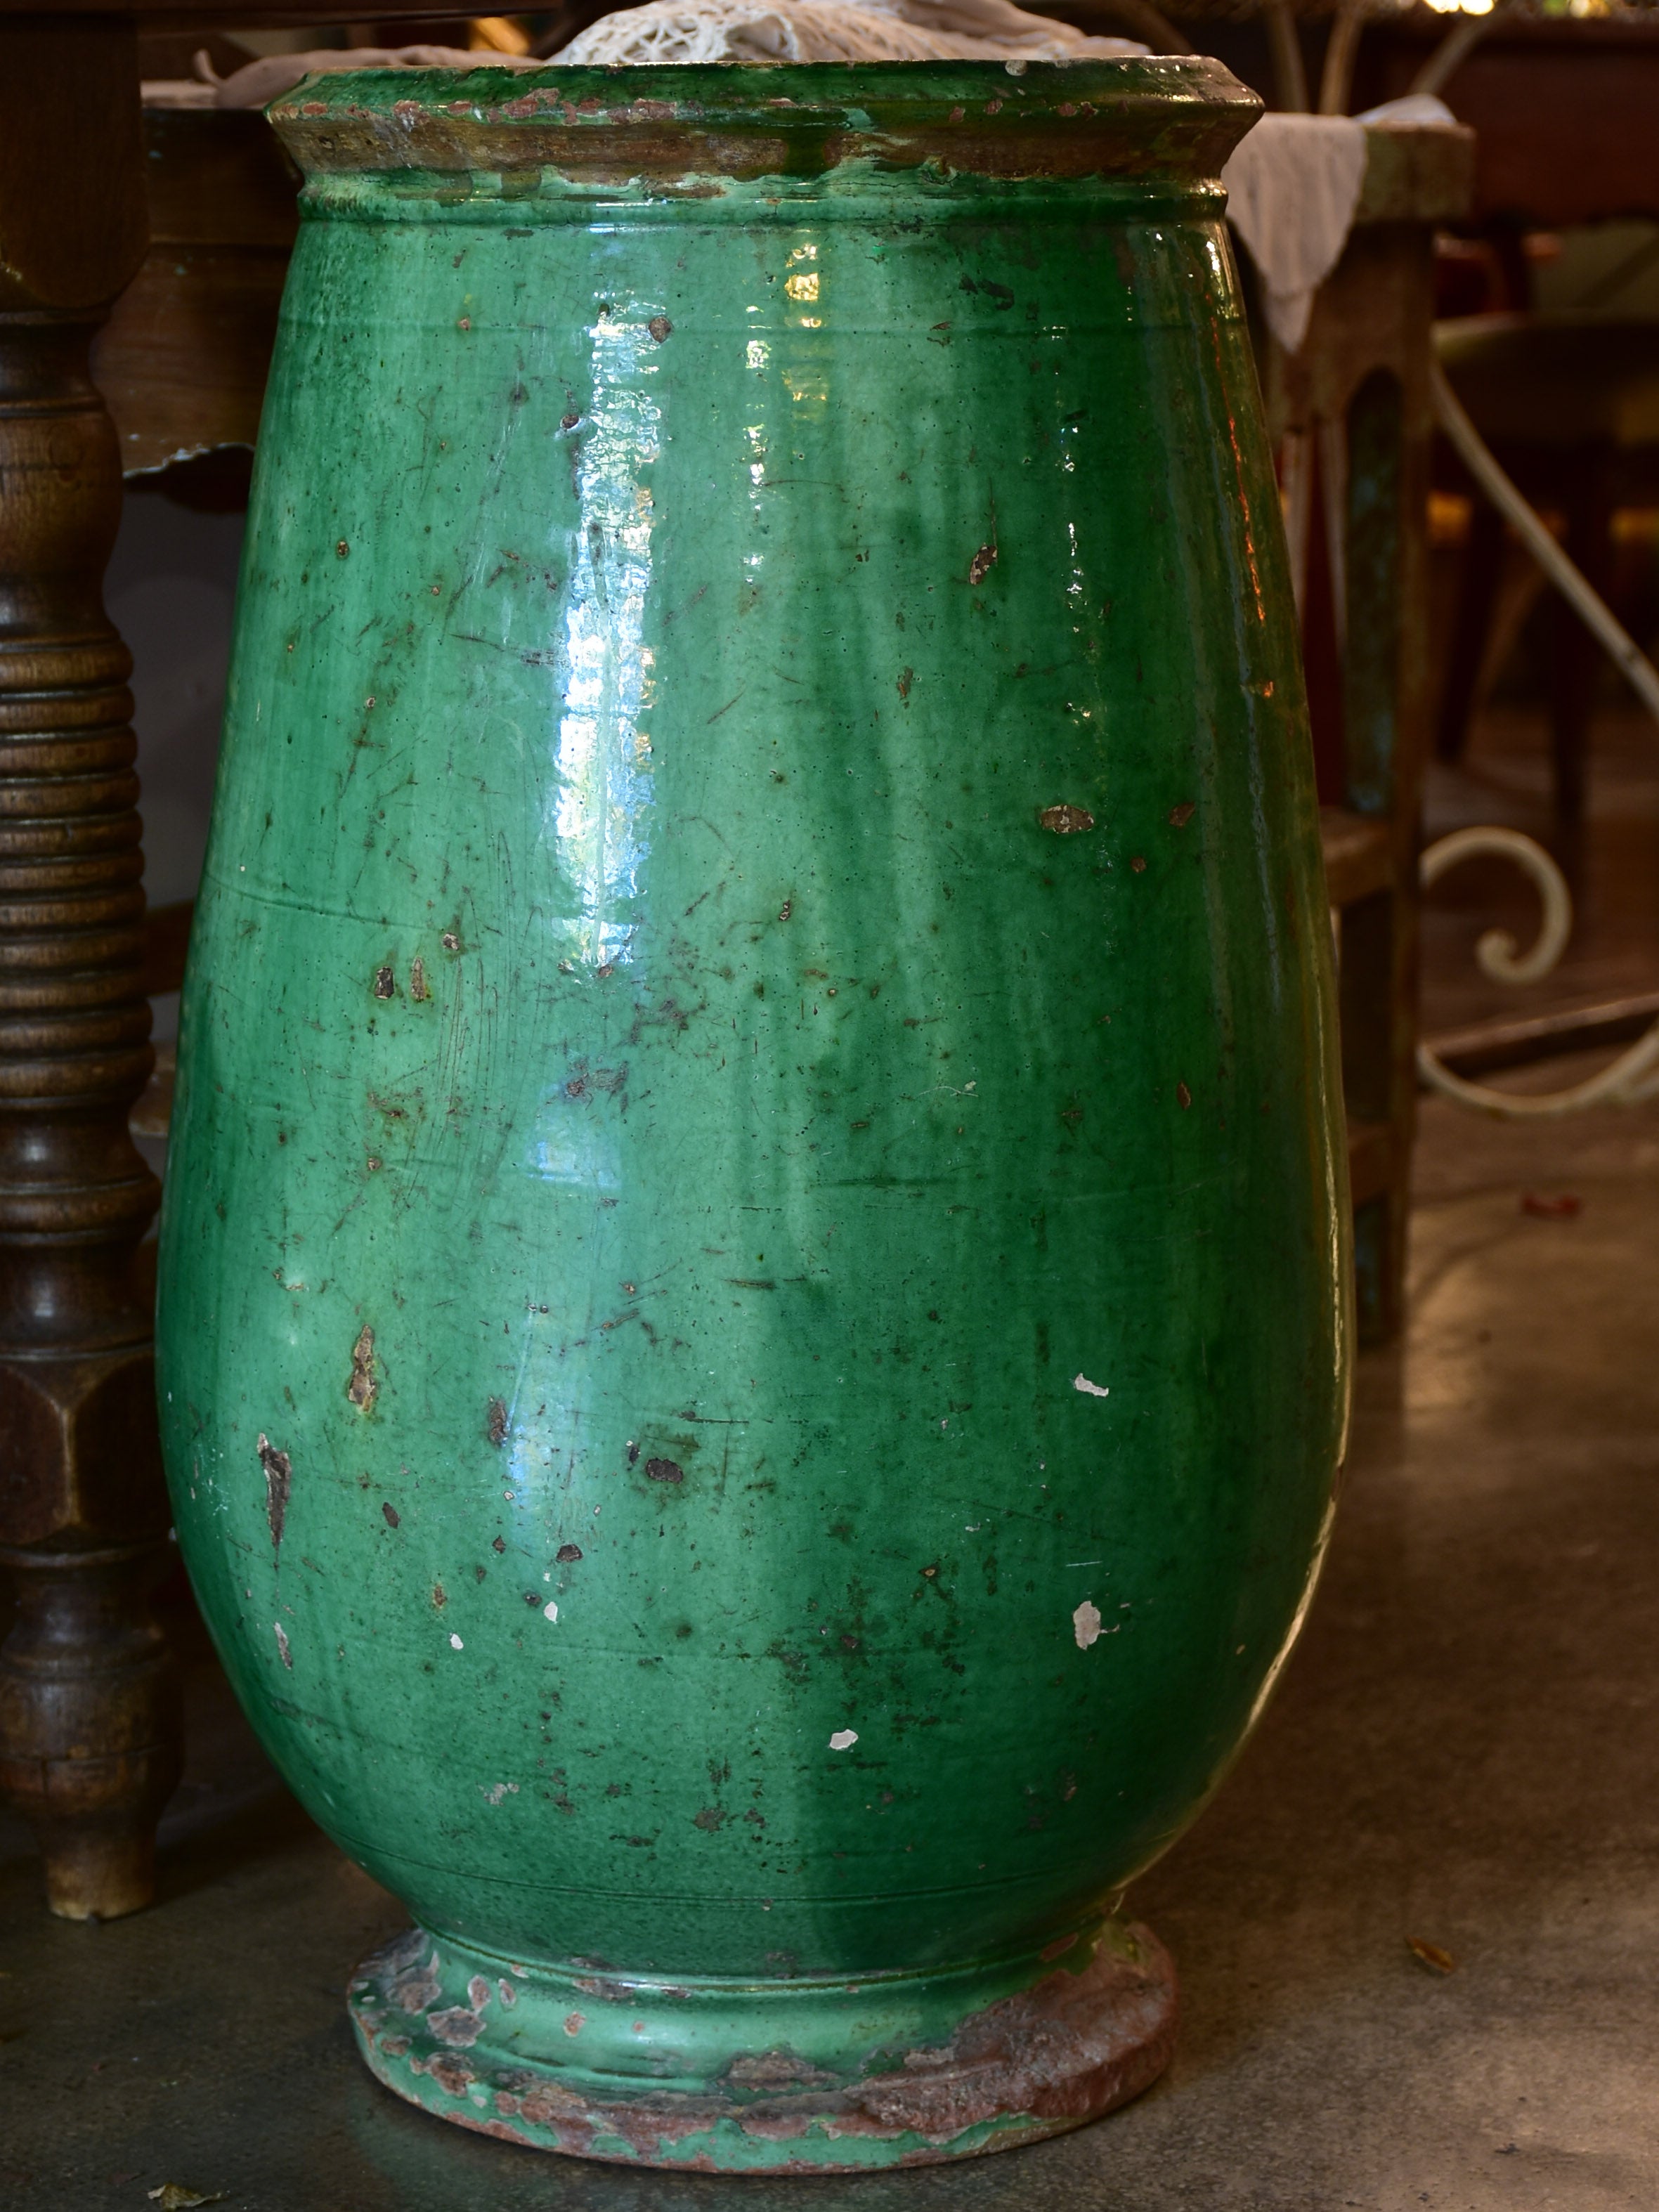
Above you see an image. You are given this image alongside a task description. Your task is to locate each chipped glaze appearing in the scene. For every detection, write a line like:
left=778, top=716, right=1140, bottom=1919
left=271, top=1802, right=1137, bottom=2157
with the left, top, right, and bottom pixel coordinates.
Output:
left=156, top=59, right=1349, bottom=2171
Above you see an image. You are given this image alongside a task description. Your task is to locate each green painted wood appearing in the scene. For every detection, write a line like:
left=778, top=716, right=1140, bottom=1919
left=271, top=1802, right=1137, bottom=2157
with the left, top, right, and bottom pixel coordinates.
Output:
left=156, top=60, right=1349, bottom=2168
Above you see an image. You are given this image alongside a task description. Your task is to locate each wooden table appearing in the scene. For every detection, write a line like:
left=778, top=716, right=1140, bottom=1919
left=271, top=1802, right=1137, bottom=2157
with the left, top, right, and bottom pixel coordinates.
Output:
left=0, top=1, right=455, bottom=1924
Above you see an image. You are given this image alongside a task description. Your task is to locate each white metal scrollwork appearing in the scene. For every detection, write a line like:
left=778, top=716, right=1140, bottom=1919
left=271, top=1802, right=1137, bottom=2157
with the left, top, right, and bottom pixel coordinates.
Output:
left=1417, top=827, right=1659, bottom=1116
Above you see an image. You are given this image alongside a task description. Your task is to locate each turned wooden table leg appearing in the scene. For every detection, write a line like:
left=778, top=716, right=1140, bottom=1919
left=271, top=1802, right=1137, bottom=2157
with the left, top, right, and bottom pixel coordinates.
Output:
left=0, top=20, right=181, bottom=1918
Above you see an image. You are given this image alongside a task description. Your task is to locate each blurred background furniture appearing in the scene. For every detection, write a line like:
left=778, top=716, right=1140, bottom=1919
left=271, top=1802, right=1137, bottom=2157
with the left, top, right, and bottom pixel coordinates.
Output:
left=1433, top=319, right=1659, bottom=828
left=1370, top=6, right=1659, bottom=1102
left=1355, top=8, right=1659, bottom=248
left=1121, top=0, right=1659, bottom=1269
left=1135, top=0, right=1659, bottom=846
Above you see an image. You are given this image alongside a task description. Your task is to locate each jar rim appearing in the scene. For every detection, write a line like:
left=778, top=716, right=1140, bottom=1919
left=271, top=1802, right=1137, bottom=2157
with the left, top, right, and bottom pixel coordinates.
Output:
left=268, top=57, right=1261, bottom=190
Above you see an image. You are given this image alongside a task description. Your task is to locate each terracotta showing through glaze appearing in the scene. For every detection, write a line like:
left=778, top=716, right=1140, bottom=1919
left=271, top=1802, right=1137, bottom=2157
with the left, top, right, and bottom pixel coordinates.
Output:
left=156, top=61, right=1349, bottom=2171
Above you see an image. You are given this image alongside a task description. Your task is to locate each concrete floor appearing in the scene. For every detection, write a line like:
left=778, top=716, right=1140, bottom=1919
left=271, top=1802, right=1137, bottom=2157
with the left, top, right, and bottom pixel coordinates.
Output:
left=4, top=1081, right=1656, bottom=2211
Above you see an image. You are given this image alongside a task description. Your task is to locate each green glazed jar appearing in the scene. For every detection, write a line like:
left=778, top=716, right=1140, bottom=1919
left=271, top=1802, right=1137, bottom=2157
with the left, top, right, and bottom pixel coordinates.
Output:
left=157, top=60, right=1349, bottom=2172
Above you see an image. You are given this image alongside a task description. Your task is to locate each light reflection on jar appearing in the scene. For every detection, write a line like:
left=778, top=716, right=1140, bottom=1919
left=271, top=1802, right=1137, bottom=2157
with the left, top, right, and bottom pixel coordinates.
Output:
left=548, top=299, right=662, bottom=977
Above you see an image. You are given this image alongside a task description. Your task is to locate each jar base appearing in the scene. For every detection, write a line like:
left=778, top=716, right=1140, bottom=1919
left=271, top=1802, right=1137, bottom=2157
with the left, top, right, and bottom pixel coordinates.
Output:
left=348, top=1914, right=1177, bottom=2171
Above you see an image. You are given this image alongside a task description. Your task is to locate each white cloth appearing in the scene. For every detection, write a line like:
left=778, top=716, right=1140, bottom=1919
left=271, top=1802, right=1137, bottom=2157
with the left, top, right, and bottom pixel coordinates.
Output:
left=1222, top=96, right=1457, bottom=356
left=183, top=4, right=1142, bottom=100
left=556, top=0, right=1143, bottom=66
left=198, top=46, right=538, bottom=110
left=1221, top=113, right=1367, bottom=355
left=1355, top=92, right=1457, bottom=129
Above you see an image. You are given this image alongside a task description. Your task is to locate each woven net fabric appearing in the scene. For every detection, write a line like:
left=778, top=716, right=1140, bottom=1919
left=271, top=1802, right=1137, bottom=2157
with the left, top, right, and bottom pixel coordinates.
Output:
left=553, top=0, right=1145, bottom=67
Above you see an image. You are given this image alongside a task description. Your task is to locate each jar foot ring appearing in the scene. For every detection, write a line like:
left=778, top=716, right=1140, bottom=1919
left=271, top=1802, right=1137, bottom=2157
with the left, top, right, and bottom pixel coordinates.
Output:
left=348, top=1915, right=1178, bottom=2171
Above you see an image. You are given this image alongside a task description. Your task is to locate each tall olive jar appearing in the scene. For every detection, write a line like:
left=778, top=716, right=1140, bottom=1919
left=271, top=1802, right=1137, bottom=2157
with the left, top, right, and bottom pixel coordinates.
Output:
left=157, top=60, right=1349, bottom=2172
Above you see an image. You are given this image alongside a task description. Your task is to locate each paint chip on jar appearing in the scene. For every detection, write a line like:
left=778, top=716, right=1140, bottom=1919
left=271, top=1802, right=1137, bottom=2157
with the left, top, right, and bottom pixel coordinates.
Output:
left=346, top=1325, right=377, bottom=1412
left=544, top=1601, right=559, bottom=1623
left=1039, top=804, right=1095, bottom=835
left=829, top=1729, right=858, bottom=1751
left=257, top=1433, right=292, bottom=1548
left=449, top=1633, right=464, bottom=1651
left=1073, top=1374, right=1110, bottom=1399
left=1073, top=1601, right=1103, bottom=1650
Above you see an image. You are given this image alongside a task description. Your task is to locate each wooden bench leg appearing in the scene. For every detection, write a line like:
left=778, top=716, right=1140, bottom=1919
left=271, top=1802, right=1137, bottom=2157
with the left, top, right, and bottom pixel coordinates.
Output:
left=0, top=20, right=181, bottom=1918
left=1338, top=368, right=1422, bottom=1344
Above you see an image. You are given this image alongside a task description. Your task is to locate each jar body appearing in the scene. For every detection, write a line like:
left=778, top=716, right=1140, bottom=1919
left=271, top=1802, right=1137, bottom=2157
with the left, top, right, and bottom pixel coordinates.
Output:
left=156, top=61, right=1348, bottom=2168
